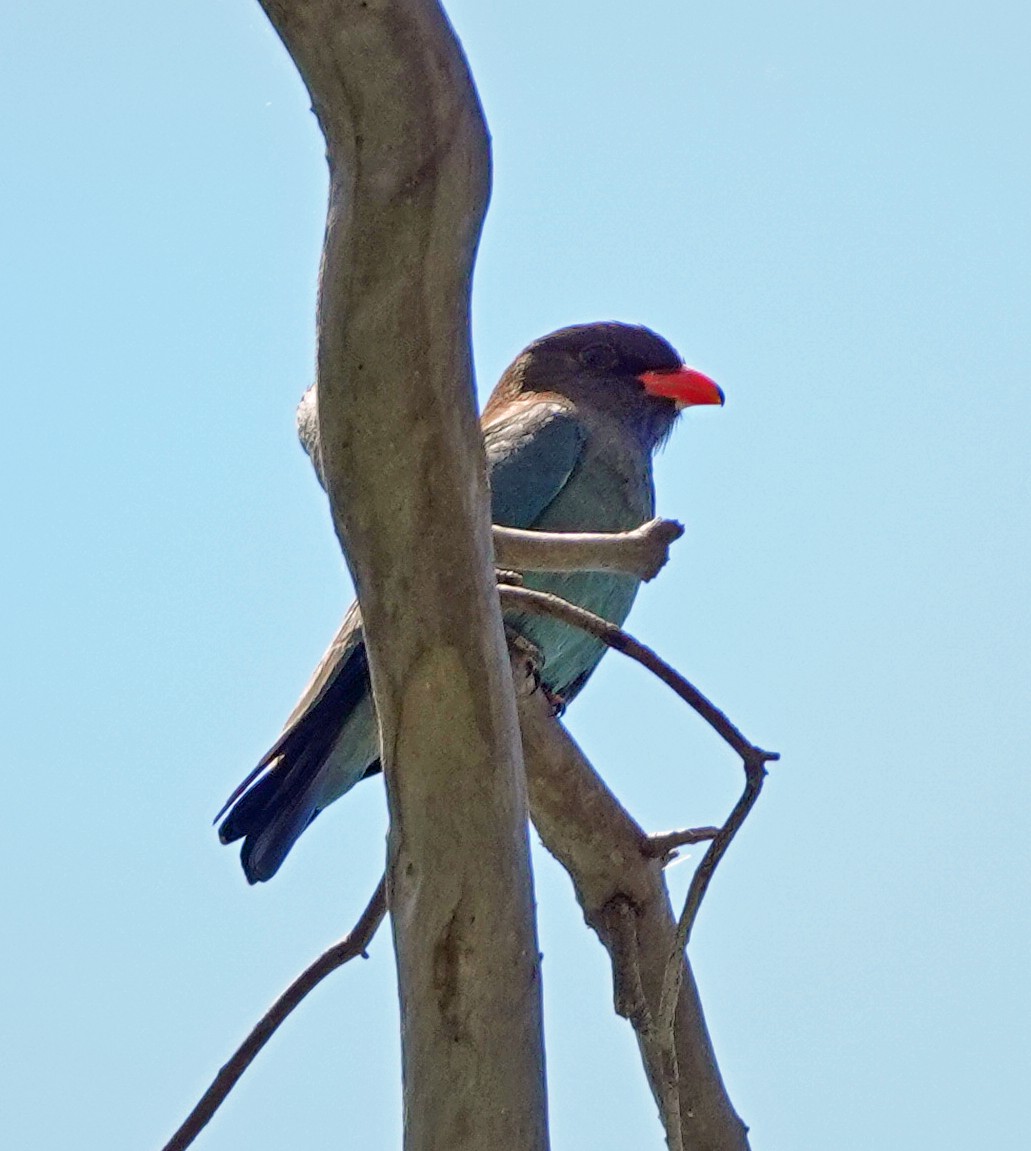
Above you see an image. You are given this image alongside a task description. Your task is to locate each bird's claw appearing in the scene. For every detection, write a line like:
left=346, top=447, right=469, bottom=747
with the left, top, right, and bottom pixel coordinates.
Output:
left=542, top=684, right=567, bottom=718
left=505, top=628, right=544, bottom=698
left=504, top=628, right=567, bottom=715
left=503, top=630, right=564, bottom=716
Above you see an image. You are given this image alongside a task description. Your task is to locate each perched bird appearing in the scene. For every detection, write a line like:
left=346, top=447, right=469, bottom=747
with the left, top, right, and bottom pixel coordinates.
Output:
left=218, top=322, right=723, bottom=882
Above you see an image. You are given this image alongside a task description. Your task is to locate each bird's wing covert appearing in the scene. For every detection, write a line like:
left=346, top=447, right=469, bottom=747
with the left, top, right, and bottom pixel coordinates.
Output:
left=483, top=401, right=586, bottom=528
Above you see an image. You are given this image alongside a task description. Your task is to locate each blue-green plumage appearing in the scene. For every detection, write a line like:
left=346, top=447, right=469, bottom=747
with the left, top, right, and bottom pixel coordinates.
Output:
left=485, top=400, right=653, bottom=701
left=218, top=322, right=721, bottom=882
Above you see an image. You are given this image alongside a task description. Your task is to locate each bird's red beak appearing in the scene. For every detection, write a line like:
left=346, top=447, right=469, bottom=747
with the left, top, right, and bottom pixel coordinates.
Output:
left=638, top=366, right=724, bottom=408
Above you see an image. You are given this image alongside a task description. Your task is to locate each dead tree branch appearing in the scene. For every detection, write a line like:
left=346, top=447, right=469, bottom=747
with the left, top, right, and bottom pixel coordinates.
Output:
left=505, top=588, right=777, bottom=1151
left=255, top=2, right=549, bottom=1149
left=499, top=585, right=778, bottom=770
left=643, top=827, right=721, bottom=859
left=493, top=517, right=684, bottom=581
left=161, top=878, right=387, bottom=1151
left=657, top=759, right=767, bottom=1064
left=511, top=656, right=751, bottom=1151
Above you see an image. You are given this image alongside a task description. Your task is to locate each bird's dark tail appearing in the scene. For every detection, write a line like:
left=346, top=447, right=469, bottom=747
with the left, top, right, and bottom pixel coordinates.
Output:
left=217, top=640, right=374, bottom=883
left=218, top=756, right=323, bottom=884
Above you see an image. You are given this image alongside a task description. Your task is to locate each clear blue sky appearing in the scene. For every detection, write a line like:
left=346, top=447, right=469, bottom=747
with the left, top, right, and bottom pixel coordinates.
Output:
left=4, top=2, right=1028, bottom=1148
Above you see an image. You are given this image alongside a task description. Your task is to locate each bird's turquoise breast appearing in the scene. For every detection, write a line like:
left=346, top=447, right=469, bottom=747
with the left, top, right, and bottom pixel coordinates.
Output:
left=503, top=434, right=654, bottom=699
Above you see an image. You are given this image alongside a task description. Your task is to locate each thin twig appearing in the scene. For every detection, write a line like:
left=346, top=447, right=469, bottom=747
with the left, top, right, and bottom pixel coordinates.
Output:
left=498, top=585, right=778, bottom=767
left=658, top=1044, right=686, bottom=1151
left=656, top=758, right=768, bottom=1052
left=642, top=826, right=721, bottom=859
left=162, top=877, right=387, bottom=1151
left=604, top=899, right=687, bottom=1151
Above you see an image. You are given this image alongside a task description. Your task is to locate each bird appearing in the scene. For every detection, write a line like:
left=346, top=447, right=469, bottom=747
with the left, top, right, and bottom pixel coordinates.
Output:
left=217, top=322, right=723, bottom=882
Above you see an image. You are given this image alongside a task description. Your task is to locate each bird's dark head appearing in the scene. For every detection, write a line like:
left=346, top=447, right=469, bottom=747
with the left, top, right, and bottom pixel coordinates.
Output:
left=484, top=322, right=723, bottom=451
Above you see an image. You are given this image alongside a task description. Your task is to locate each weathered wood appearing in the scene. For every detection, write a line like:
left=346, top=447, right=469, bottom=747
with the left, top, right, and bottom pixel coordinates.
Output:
left=514, top=669, right=750, bottom=1151
left=255, top=3, right=549, bottom=1148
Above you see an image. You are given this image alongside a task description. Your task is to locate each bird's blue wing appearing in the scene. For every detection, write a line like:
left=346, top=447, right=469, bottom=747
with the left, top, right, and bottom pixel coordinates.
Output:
left=220, top=400, right=587, bottom=882
left=484, top=401, right=587, bottom=528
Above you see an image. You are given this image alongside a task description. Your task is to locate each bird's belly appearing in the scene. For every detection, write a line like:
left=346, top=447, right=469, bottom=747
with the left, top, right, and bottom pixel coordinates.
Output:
left=504, top=448, right=651, bottom=699
left=506, top=569, right=639, bottom=700
left=313, top=690, right=380, bottom=811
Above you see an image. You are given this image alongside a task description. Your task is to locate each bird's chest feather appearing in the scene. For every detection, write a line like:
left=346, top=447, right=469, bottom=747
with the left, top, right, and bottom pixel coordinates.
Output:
left=509, top=434, right=655, bottom=697
left=537, top=435, right=655, bottom=534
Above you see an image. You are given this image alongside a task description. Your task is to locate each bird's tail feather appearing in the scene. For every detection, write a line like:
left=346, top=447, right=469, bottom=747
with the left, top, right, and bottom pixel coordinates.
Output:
left=218, top=639, right=374, bottom=883
left=218, top=756, right=321, bottom=884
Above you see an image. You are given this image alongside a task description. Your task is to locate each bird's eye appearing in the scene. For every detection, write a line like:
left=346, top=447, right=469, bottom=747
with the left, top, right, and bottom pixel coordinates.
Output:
left=579, top=343, right=619, bottom=372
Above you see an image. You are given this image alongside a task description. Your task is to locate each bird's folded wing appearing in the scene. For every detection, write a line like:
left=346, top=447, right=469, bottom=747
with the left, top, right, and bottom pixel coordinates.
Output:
left=269, top=399, right=586, bottom=747
left=214, top=601, right=366, bottom=820
left=483, top=399, right=587, bottom=528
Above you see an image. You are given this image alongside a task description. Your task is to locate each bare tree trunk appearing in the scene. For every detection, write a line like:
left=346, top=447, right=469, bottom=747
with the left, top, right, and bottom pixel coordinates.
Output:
left=255, top=3, right=549, bottom=1148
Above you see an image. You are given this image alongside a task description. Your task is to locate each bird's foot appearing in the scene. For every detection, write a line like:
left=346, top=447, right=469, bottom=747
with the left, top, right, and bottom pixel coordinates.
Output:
left=504, top=626, right=564, bottom=716
left=505, top=628, right=543, bottom=698
left=542, top=684, right=567, bottom=718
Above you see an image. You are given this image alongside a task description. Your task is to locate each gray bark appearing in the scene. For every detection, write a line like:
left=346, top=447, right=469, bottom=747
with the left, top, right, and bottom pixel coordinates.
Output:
left=255, top=2, right=549, bottom=1149
left=513, top=661, right=750, bottom=1151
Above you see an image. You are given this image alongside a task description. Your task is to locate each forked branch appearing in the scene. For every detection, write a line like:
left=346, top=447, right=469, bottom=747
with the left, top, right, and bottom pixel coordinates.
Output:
left=504, top=585, right=777, bottom=1151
